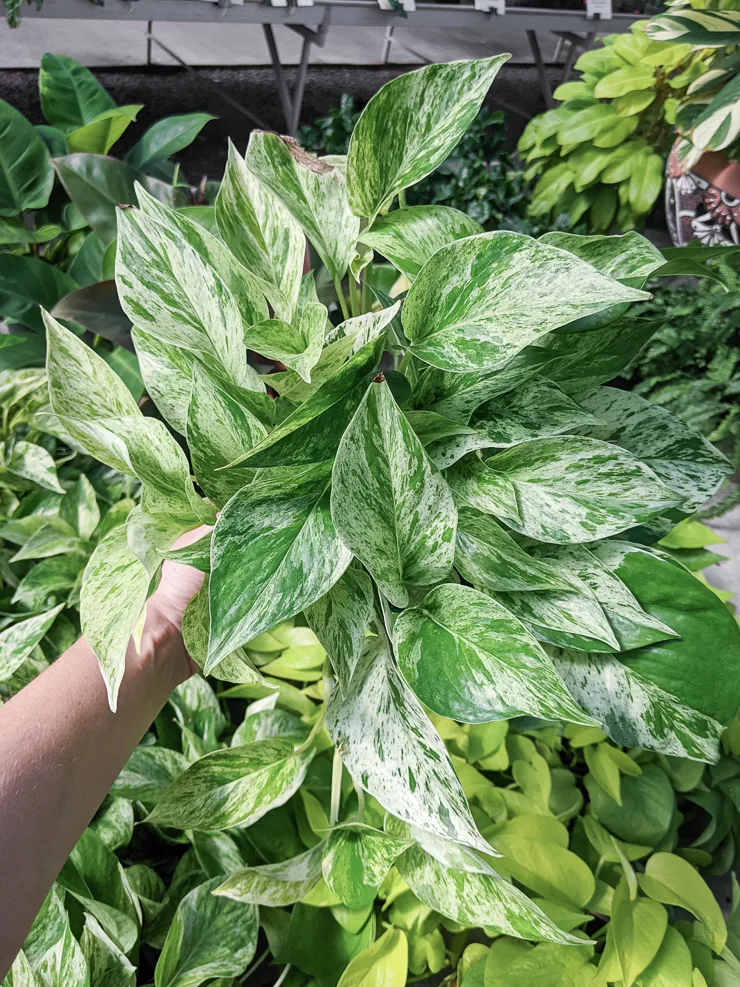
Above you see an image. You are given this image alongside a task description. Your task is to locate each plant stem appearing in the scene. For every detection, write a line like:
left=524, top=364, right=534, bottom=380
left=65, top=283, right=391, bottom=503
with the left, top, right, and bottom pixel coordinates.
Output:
left=348, top=274, right=361, bottom=318
left=241, top=947, right=270, bottom=983
left=398, top=189, right=407, bottom=208
left=330, top=745, right=343, bottom=826
left=294, top=706, right=326, bottom=756
left=272, top=964, right=293, bottom=987
left=361, top=264, right=371, bottom=313
left=333, top=276, right=350, bottom=321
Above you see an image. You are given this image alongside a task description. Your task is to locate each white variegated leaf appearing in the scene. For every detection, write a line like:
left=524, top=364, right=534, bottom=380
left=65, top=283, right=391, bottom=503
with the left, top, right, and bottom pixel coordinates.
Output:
left=131, top=327, right=201, bottom=435
left=406, top=411, right=491, bottom=470
left=215, top=843, right=324, bottom=906
left=0, top=439, right=64, bottom=494
left=181, top=579, right=262, bottom=685
left=207, top=461, right=352, bottom=670
left=538, top=231, right=664, bottom=286
left=322, top=824, right=412, bottom=908
left=111, top=746, right=190, bottom=804
left=393, top=583, right=595, bottom=725
left=402, top=232, right=648, bottom=372
left=331, top=380, right=457, bottom=607
left=215, top=139, right=304, bottom=320
left=359, top=205, right=482, bottom=280
left=324, top=302, right=401, bottom=352
left=245, top=131, right=359, bottom=282
left=244, top=275, right=326, bottom=384
left=385, top=815, right=500, bottom=875
left=0, top=604, right=64, bottom=683
left=326, top=635, right=493, bottom=856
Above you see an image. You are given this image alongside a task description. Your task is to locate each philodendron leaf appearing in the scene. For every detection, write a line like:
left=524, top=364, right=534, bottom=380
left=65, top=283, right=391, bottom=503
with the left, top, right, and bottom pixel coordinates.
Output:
left=336, top=927, right=408, bottom=987
left=147, top=739, right=314, bottom=830
left=396, top=842, right=586, bottom=945
left=637, top=853, right=726, bottom=953
left=0, top=99, right=54, bottom=217
left=579, top=387, right=731, bottom=513
left=304, top=566, right=375, bottom=695
left=359, top=206, right=483, bottom=280
left=154, top=877, right=258, bottom=987
left=447, top=437, right=680, bottom=544
left=326, top=635, right=492, bottom=856
left=392, top=583, right=594, bottom=725
left=0, top=604, right=64, bottom=683
left=245, top=131, right=359, bottom=282
left=331, top=379, right=457, bottom=607
left=401, top=231, right=648, bottom=372
left=39, top=54, right=115, bottom=132
left=215, top=139, right=303, bottom=320
left=322, top=824, right=413, bottom=909
left=207, top=461, right=352, bottom=670
left=124, top=112, right=215, bottom=172
left=346, top=56, right=508, bottom=223
left=215, top=843, right=324, bottom=907
left=66, top=105, right=142, bottom=155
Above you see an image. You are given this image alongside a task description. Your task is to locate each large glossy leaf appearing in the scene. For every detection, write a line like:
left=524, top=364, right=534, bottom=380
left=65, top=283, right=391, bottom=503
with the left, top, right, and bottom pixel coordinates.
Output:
left=346, top=56, right=508, bottom=222
left=336, top=928, right=407, bottom=987
left=638, top=853, right=726, bottom=953
left=0, top=254, right=77, bottom=331
left=304, top=566, right=374, bottom=694
left=130, top=326, right=196, bottom=434
left=245, top=131, right=359, bottom=281
left=0, top=605, right=64, bottom=683
left=39, top=54, right=116, bottom=132
left=401, top=232, right=647, bottom=372
left=539, top=231, right=664, bottom=287
left=154, top=877, right=258, bottom=987
left=66, top=105, right=142, bottom=156
left=323, top=824, right=412, bottom=909
left=51, top=279, right=131, bottom=346
left=125, top=113, right=215, bottom=173
left=393, top=583, right=594, bottom=725
left=447, top=437, right=681, bottom=543
left=215, top=843, right=324, bottom=906
left=0, top=100, right=54, bottom=217
left=580, top=387, right=730, bottom=513
left=326, top=635, right=492, bottom=856
left=147, top=739, right=314, bottom=830
left=215, top=139, right=304, bottom=320
left=359, top=205, right=482, bottom=280
left=331, top=380, right=456, bottom=607
left=207, top=461, right=351, bottom=670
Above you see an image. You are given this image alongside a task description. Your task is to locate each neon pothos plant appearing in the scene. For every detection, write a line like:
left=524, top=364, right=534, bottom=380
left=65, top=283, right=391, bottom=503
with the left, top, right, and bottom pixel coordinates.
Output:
left=34, top=54, right=740, bottom=978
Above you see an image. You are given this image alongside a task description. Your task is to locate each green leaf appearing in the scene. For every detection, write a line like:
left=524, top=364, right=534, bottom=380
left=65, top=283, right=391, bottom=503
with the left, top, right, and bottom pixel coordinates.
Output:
left=0, top=439, right=64, bottom=494
left=39, top=54, right=116, bottom=132
left=125, top=113, right=215, bottom=172
left=323, top=824, right=412, bottom=909
left=0, top=254, right=77, bottom=331
left=331, top=380, right=456, bottom=606
left=215, top=843, right=324, bottom=906
left=337, top=927, right=408, bottom=987
left=393, top=583, right=594, bottom=725
left=402, top=231, right=647, bottom=372
left=610, top=879, right=668, bottom=987
left=10, top=517, right=87, bottom=562
left=244, top=291, right=325, bottom=384
left=0, top=217, right=60, bottom=246
left=60, top=474, right=101, bottom=540
left=0, top=100, right=54, bottom=217
left=326, top=635, right=491, bottom=855
left=185, top=365, right=266, bottom=507
left=81, top=914, right=136, bottom=987
left=347, top=56, right=508, bottom=222
left=0, top=604, right=64, bottom=683
left=359, top=205, right=482, bottom=280
left=245, top=131, right=359, bottom=281
left=485, top=942, right=602, bottom=986
left=304, top=566, right=374, bottom=694
left=594, top=66, right=655, bottom=99
left=66, top=105, right=143, bottom=155
left=448, top=437, right=680, bottom=544
left=154, top=877, right=258, bottom=987
left=628, top=154, right=664, bottom=216
left=586, top=764, right=674, bottom=847
left=215, top=139, right=304, bottom=320
left=637, top=853, right=726, bottom=953
left=12, top=556, right=84, bottom=611
left=645, top=8, right=740, bottom=48
left=147, top=739, right=314, bottom=830
left=634, top=926, right=693, bottom=987
left=130, top=326, right=197, bottom=435
left=207, top=460, right=351, bottom=670
left=111, top=746, right=190, bottom=804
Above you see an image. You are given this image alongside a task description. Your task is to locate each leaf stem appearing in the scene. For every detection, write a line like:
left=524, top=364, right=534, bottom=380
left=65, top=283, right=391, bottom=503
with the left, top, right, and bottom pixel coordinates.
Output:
left=333, top=275, right=350, bottom=321
left=348, top=274, right=361, bottom=318
left=330, top=745, right=343, bottom=826
left=294, top=706, right=326, bottom=756
left=272, top=964, right=292, bottom=987
left=398, top=189, right=407, bottom=208
left=241, top=947, right=270, bottom=983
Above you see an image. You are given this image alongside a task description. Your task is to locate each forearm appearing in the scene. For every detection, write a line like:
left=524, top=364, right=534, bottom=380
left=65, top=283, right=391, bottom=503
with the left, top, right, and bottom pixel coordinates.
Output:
left=0, top=606, right=189, bottom=976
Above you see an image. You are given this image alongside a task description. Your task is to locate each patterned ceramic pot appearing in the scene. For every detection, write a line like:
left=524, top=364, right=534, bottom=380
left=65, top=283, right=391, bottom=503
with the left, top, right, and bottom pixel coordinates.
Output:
left=665, top=142, right=740, bottom=247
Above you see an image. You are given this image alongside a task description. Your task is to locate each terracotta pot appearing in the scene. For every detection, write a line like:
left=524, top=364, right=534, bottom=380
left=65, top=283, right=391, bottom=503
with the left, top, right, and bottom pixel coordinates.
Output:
left=665, top=140, right=740, bottom=247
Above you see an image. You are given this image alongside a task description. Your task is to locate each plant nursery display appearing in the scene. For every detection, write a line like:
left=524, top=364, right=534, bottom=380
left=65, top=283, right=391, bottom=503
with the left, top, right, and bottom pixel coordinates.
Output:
left=3, top=54, right=740, bottom=987
left=0, top=54, right=215, bottom=377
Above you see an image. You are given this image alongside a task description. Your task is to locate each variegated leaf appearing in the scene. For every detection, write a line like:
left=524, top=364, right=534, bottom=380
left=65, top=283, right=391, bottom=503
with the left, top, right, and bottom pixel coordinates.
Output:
left=324, top=302, right=401, bottom=353
left=539, top=231, right=664, bottom=287
left=529, top=543, right=678, bottom=650
left=215, top=139, right=304, bottom=320
left=123, top=505, right=189, bottom=577
left=359, top=205, right=482, bottom=280
left=579, top=386, right=731, bottom=513
left=0, top=604, right=64, bottom=683
left=455, top=506, right=572, bottom=593
left=402, top=232, right=648, bottom=372
left=181, top=580, right=262, bottom=685
left=186, top=365, right=266, bottom=508
left=393, top=583, right=595, bottom=725
left=0, top=439, right=64, bottom=494
left=147, top=739, right=314, bottom=830
left=406, top=411, right=490, bottom=470
left=326, top=635, right=492, bottom=855
left=691, top=75, right=740, bottom=152
left=552, top=648, right=723, bottom=763
left=226, top=335, right=384, bottom=469
left=330, top=380, right=457, bottom=607
left=448, top=437, right=681, bottom=544
left=80, top=524, right=150, bottom=710
left=207, top=461, right=352, bottom=670
left=304, top=566, right=374, bottom=695
left=395, top=842, right=586, bottom=944
left=347, top=56, right=508, bottom=223
left=245, top=131, right=359, bottom=282
left=60, top=474, right=100, bottom=540
left=111, top=746, right=189, bottom=804
left=215, top=843, right=324, bottom=906
left=644, top=8, right=740, bottom=47
left=159, top=532, right=211, bottom=573
left=385, top=815, right=500, bottom=875
left=322, top=824, right=413, bottom=908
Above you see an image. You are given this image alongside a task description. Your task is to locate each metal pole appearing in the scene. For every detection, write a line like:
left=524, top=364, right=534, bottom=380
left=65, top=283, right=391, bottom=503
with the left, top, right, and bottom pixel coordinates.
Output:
left=263, top=24, right=294, bottom=133
left=382, top=25, right=395, bottom=63
left=289, top=34, right=313, bottom=135
left=146, top=19, right=153, bottom=64
left=527, top=29, right=554, bottom=110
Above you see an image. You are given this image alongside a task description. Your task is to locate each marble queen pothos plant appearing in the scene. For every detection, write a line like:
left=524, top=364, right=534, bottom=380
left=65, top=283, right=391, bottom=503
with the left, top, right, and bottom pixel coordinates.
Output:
left=27, top=54, right=740, bottom=982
